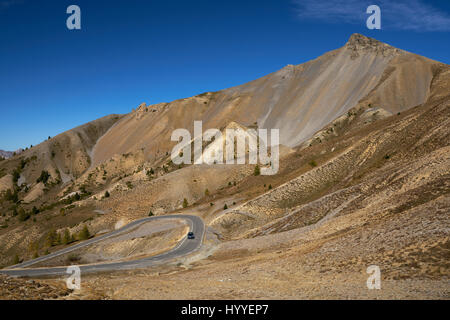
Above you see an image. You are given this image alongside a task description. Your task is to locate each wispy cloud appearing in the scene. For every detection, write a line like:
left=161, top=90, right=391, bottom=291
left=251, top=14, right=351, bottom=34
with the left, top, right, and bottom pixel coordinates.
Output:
left=294, top=0, right=450, bottom=32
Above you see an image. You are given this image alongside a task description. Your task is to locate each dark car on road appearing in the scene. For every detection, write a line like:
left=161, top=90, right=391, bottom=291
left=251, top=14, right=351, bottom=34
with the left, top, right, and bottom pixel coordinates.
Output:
left=187, top=232, right=195, bottom=239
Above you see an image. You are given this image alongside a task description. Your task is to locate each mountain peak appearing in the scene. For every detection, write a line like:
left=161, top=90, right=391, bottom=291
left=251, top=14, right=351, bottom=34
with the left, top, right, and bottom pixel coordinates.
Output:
left=345, top=33, right=401, bottom=58
left=347, top=33, right=378, bottom=45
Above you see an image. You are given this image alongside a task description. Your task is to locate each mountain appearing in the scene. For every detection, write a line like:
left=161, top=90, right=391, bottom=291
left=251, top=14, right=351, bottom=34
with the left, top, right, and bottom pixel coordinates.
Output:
left=0, top=34, right=449, bottom=298
left=0, top=114, right=122, bottom=194
left=90, top=34, right=442, bottom=166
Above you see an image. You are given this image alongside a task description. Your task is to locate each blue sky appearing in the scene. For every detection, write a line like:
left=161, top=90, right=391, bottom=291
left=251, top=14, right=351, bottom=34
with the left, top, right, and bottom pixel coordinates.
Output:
left=1, top=0, right=449, bottom=150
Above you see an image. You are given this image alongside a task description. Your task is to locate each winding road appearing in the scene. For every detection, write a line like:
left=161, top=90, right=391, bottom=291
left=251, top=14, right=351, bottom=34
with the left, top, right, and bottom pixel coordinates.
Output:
left=0, top=214, right=204, bottom=277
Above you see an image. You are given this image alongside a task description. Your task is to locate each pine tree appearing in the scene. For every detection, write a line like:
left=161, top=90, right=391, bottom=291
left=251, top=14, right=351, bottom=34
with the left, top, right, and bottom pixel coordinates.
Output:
left=62, top=228, right=71, bottom=244
left=78, top=225, right=90, bottom=240
left=56, top=232, right=62, bottom=245
left=254, top=164, right=261, bottom=176
left=183, top=198, right=188, bottom=208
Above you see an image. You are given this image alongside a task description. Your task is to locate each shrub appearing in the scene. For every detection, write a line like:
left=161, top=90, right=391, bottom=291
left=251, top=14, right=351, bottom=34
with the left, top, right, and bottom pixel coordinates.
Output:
left=4, top=189, right=18, bottom=202
left=268, top=184, right=273, bottom=190
left=104, top=190, right=110, bottom=198
left=204, top=189, right=209, bottom=196
left=223, top=204, right=228, bottom=210
left=28, top=241, right=38, bottom=252
left=183, top=198, right=188, bottom=208
left=36, top=170, right=50, bottom=184
left=20, top=159, right=27, bottom=169
left=18, top=209, right=31, bottom=222
left=67, top=254, right=80, bottom=263
left=13, top=254, right=20, bottom=265
left=148, top=211, right=154, bottom=217
left=309, top=160, right=317, bottom=167
left=12, top=169, right=20, bottom=183
left=11, top=191, right=19, bottom=203
left=79, top=185, right=87, bottom=194
left=254, top=164, right=260, bottom=176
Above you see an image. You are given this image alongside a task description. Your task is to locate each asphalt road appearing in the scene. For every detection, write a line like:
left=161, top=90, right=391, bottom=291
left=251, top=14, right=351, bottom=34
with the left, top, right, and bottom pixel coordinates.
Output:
left=0, top=214, right=204, bottom=277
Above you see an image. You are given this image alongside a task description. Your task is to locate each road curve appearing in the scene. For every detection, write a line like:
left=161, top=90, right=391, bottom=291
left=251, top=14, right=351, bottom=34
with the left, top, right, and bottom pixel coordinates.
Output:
left=0, top=214, right=204, bottom=277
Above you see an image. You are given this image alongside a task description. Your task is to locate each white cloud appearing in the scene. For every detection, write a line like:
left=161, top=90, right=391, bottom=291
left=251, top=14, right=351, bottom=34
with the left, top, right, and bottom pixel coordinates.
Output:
left=294, top=0, right=450, bottom=32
